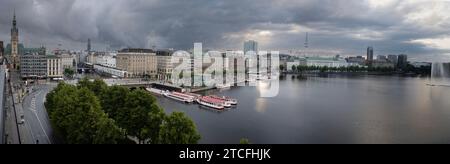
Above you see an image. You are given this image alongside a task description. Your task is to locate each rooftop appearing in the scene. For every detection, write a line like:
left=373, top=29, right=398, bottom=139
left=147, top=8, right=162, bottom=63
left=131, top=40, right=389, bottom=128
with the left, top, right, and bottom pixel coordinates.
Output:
left=156, top=50, right=174, bottom=56
left=118, top=48, right=155, bottom=53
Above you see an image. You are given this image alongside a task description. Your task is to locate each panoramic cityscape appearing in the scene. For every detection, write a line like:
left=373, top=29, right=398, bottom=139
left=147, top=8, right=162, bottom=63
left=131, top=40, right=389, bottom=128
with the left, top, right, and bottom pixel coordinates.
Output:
left=1, top=0, right=450, bottom=146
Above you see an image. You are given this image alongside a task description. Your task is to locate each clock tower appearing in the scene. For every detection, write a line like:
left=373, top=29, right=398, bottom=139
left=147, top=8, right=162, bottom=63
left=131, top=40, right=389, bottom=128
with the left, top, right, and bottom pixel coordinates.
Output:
left=11, top=10, right=19, bottom=69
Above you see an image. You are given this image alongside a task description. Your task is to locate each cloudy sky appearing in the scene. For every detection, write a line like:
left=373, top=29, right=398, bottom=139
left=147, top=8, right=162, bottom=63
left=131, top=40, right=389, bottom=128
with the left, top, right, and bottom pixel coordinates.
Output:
left=1, top=0, right=450, bottom=61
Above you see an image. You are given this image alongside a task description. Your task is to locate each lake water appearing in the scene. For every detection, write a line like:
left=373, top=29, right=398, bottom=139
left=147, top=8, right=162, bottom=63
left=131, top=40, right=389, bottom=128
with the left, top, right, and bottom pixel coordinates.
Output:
left=156, top=75, right=450, bottom=144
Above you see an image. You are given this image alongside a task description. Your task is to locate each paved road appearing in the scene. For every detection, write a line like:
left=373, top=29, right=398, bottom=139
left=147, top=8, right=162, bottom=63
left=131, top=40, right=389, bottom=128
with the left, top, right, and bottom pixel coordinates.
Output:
left=22, top=84, right=56, bottom=144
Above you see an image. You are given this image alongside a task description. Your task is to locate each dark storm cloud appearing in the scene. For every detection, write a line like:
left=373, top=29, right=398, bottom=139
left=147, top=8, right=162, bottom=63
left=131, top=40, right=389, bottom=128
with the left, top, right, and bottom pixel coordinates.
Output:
left=0, top=0, right=449, bottom=61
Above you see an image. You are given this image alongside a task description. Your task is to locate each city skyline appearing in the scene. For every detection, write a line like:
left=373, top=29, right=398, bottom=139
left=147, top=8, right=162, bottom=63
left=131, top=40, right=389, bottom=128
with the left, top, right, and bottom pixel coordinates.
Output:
left=1, top=1, right=450, bottom=147
left=0, top=0, right=450, bottom=62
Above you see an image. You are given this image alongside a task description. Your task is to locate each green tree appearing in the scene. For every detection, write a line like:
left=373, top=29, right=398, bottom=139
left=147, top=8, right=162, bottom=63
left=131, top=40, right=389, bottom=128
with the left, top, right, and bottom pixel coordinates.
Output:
left=46, top=79, right=201, bottom=144
left=100, top=86, right=130, bottom=118
left=279, top=65, right=285, bottom=72
left=93, top=116, right=125, bottom=144
left=159, top=112, right=201, bottom=144
left=297, top=65, right=304, bottom=74
left=115, top=89, right=162, bottom=143
left=46, top=84, right=125, bottom=144
left=141, top=109, right=165, bottom=144
left=45, top=83, right=79, bottom=137
left=78, top=78, right=92, bottom=89
left=320, top=66, right=328, bottom=73
left=64, top=68, right=75, bottom=78
left=78, top=78, right=108, bottom=96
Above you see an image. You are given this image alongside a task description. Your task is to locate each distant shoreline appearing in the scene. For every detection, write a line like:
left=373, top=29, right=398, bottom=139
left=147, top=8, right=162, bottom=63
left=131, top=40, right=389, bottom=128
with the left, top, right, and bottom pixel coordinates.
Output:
left=282, top=72, right=430, bottom=78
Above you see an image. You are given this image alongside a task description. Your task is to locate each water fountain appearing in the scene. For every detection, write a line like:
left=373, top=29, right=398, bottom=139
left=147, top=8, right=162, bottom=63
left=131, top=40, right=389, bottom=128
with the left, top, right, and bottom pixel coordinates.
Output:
left=430, top=63, right=450, bottom=86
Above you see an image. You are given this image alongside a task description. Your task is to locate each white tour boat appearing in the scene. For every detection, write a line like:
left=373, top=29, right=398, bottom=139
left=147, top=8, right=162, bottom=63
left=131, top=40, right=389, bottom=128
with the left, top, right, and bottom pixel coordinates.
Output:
left=210, top=95, right=238, bottom=105
left=164, top=92, right=195, bottom=103
left=197, top=96, right=225, bottom=110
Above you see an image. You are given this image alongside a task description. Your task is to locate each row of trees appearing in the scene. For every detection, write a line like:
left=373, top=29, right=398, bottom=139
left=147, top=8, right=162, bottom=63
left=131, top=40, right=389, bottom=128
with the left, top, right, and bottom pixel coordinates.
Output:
left=45, top=78, right=201, bottom=144
left=289, top=65, right=395, bottom=73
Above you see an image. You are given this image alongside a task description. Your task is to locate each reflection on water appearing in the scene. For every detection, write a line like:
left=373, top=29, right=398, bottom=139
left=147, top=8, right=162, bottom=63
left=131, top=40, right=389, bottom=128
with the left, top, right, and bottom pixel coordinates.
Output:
left=156, top=75, right=450, bottom=144
left=431, top=63, right=450, bottom=86
left=255, top=98, right=268, bottom=113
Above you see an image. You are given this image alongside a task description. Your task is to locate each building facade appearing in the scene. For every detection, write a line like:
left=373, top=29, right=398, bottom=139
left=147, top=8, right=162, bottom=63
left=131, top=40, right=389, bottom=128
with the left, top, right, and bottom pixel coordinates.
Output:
left=61, top=53, right=77, bottom=70
left=87, top=52, right=117, bottom=68
left=377, top=55, right=387, bottom=61
left=347, top=56, right=366, bottom=65
left=20, top=48, right=47, bottom=79
left=367, top=47, right=374, bottom=65
left=387, top=55, right=398, bottom=67
left=156, top=50, right=174, bottom=81
left=372, top=60, right=395, bottom=68
left=87, top=38, right=91, bottom=52
left=20, top=48, right=63, bottom=79
left=47, top=55, right=63, bottom=78
left=398, top=54, right=408, bottom=69
left=116, top=48, right=157, bottom=78
left=306, top=56, right=359, bottom=68
left=97, top=52, right=116, bottom=68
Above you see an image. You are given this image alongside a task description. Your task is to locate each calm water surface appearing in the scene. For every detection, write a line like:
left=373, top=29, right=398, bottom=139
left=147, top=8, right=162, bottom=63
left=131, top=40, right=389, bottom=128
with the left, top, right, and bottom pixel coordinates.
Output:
left=156, top=75, right=450, bottom=144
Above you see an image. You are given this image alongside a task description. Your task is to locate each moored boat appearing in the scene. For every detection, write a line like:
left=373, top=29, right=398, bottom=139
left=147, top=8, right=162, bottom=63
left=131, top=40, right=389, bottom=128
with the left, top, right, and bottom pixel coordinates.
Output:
left=164, top=92, right=195, bottom=103
left=210, top=95, right=238, bottom=105
left=185, top=92, right=202, bottom=100
left=146, top=88, right=166, bottom=96
left=197, top=96, right=225, bottom=110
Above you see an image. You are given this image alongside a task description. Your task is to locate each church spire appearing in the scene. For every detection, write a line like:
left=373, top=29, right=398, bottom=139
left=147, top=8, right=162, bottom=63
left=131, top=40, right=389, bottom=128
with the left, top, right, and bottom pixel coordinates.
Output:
left=13, top=8, right=17, bottom=27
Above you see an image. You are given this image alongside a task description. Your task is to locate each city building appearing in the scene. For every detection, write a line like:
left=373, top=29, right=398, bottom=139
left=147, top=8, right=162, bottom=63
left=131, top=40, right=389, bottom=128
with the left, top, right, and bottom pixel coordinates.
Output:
left=411, top=62, right=431, bottom=68
left=387, top=55, right=398, bottom=67
left=10, top=11, right=19, bottom=69
left=367, top=47, right=374, bottom=65
left=244, top=40, right=258, bottom=54
left=78, top=51, right=88, bottom=64
left=244, top=40, right=260, bottom=76
left=20, top=47, right=64, bottom=79
left=398, top=54, right=408, bottom=69
left=46, top=55, right=63, bottom=78
left=86, top=52, right=96, bottom=65
left=287, top=60, right=300, bottom=72
left=116, top=48, right=157, bottom=78
left=20, top=48, right=47, bottom=79
left=306, top=56, right=360, bottom=68
left=372, top=60, right=395, bottom=68
left=156, top=49, right=174, bottom=81
left=87, top=38, right=91, bottom=52
left=372, top=55, right=395, bottom=68
left=223, top=51, right=246, bottom=84
left=377, top=55, right=387, bottom=61
left=347, top=56, right=366, bottom=65
left=86, top=51, right=116, bottom=68
left=61, top=53, right=77, bottom=70
left=98, top=54, right=116, bottom=68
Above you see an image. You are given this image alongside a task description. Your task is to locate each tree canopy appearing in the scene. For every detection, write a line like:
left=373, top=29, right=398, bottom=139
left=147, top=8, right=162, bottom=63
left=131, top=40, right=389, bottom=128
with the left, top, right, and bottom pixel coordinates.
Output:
left=159, top=112, right=201, bottom=144
left=45, top=78, right=201, bottom=144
